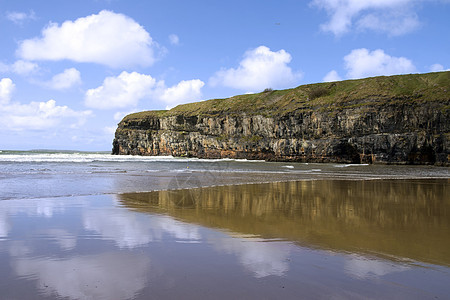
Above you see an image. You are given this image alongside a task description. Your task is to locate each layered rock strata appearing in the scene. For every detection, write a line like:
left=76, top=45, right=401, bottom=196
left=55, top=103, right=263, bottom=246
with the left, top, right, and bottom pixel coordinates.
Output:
left=113, top=72, right=450, bottom=165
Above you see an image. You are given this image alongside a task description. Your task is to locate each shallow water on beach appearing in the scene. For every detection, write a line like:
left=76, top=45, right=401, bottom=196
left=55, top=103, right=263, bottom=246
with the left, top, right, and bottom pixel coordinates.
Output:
left=0, top=151, right=449, bottom=299
left=0, top=151, right=448, bottom=200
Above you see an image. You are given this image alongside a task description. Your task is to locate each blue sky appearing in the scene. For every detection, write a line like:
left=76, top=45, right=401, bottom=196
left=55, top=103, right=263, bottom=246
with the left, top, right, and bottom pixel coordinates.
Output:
left=0, top=0, right=449, bottom=151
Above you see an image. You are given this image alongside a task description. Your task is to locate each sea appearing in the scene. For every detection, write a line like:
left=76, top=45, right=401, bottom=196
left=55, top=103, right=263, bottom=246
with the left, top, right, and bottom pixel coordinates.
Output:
left=0, top=150, right=449, bottom=299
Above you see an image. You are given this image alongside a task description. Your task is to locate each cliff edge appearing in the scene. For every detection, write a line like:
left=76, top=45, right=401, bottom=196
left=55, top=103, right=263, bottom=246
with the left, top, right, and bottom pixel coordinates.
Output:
left=113, top=71, right=450, bottom=165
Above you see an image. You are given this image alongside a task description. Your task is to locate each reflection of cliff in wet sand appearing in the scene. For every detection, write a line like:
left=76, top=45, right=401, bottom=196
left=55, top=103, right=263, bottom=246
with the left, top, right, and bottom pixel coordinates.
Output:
left=119, top=179, right=450, bottom=266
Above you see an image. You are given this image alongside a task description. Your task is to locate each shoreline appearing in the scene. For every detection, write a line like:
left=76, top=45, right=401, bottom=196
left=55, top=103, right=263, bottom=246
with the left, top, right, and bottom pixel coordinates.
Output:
left=2, top=151, right=448, bottom=201
left=117, top=176, right=449, bottom=196
left=2, top=176, right=448, bottom=203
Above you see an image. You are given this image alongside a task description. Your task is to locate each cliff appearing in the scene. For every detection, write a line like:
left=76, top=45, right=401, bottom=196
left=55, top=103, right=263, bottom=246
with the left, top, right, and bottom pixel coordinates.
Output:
left=113, top=71, right=450, bottom=165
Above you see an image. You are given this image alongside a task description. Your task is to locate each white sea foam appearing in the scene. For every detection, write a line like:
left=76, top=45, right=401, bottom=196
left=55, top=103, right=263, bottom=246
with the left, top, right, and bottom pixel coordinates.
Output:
left=0, top=153, right=177, bottom=163
left=334, top=164, right=370, bottom=168
left=282, top=165, right=294, bottom=169
left=0, top=152, right=267, bottom=164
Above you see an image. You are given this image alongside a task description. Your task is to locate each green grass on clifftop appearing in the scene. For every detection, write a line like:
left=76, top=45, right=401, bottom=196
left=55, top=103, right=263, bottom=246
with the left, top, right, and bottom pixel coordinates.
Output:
left=123, top=71, right=450, bottom=121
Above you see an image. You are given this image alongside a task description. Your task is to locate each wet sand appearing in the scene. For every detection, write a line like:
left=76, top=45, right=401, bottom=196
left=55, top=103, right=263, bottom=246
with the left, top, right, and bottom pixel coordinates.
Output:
left=121, top=179, right=450, bottom=267
left=1, top=178, right=449, bottom=299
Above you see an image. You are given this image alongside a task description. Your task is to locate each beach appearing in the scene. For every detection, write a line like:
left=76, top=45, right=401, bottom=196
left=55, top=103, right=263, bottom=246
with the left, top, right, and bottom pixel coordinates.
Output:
left=0, top=151, right=449, bottom=299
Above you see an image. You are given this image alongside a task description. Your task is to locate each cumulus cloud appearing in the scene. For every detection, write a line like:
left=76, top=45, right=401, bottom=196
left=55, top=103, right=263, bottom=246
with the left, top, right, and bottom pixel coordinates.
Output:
left=103, top=126, right=117, bottom=135
left=343, top=48, right=416, bottom=79
left=429, top=63, right=449, bottom=72
left=113, top=111, right=136, bottom=121
left=0, top=78, right=15, bottom=105
left=210, top=46, right=302, bottom=92
left=356, top=9, right=419, bottom=36
left=45, top=68, right=82, bottom=90
left=169, top=34, right=180, bottom=45
left=85, top=71, right=156, bottom=109
left=159, top=79, right=204, bottom=108
left=17, top=10, right=156, bottom=68
left=12, top=60, right=39, bottom=75
left=6, top=11, right=36, bottom=24
left=0, top=78, right=92, bottom=131
left=85, top=71, right=204, bottom=110
left=0, top=100, right=92, bottom=131
left=311, top=0, right=420, bottom=36
left=323, top=70, right=342, bottom=82
left=0, top=60, right=39, bottom=75
left=430, top=64, right=444, bottom=72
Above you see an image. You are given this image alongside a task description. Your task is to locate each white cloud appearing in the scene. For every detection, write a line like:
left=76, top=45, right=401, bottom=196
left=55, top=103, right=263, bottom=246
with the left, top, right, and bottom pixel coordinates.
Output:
left=210, top=46, right=302, bottom=92
left=12, top=60, right=39, bottom=75
left=0, top=78, right=92, bottom=131
left=113, top=111, right=137, bottom=121
left=343, top=48, right=416, bottom=79
left=85, top=71, right=205, bottom=110
left=159, top=79, right=204, bottom=108
left=46, top=68, right=81, bottom=90
left=323, top=70, right=342, bottom=82
left=311, top=0, right=420, bottom=36
left=0, top=99, right=92, bottom=131
left=0, top=60, right=39, bottom=75
left=103, top=126, right=117, bottom=135
left=356, top=9, right=419, bottom=36
left=0, top=78, right=15, bottom=105
left=6, top=11, right=36, bottom=24
left=17, top=10, right=156, bottom=68
left=169, top=34, right=180, bottom=45
left=430, top=64, right=444, bottom=72
left=85, top=71, right=156, bottom=109
left=429, top=63, right=449, bottom=72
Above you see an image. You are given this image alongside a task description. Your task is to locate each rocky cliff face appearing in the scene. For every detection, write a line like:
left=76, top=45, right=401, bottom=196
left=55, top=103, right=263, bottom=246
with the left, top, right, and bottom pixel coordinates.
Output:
left=113, top=72, right=450, bottom=165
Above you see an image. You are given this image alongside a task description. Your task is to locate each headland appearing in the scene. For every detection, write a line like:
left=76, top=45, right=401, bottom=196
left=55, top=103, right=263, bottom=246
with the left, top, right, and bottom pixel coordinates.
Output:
left=113, top=71, right=450, bottom=165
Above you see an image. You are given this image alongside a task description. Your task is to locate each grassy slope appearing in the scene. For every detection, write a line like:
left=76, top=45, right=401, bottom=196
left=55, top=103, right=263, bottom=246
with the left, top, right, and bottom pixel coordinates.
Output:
left=123, top=71, right=450, bottom=121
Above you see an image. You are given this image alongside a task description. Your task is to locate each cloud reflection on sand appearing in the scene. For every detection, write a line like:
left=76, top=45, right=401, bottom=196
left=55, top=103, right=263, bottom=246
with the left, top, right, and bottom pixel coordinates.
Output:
left=0, top=210, right=10, bottom=238
left=344, top=255, right=409, bottom=279
left=83, top=197, right=201, bottom=248
left=0, top=197, right=152, bottom=300
left=44, top=229, right=77, bottom=250
left=210, top=235, right=293, bottom=278
left=2, top=190, right=442, bottom=300
left=0, top=198, right=82, bottom=239
left=82, top=197, right=290, bottom=277
left=13, top=252, right=150, bottom=300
